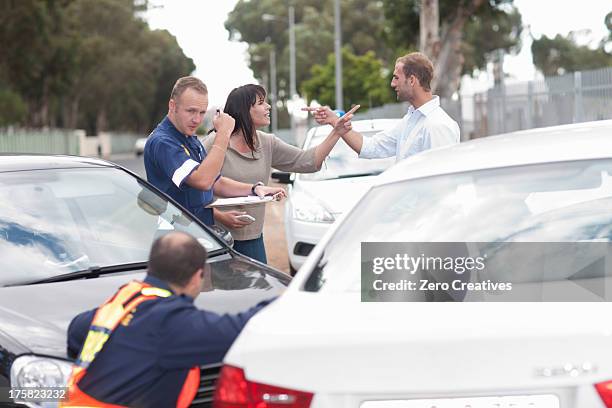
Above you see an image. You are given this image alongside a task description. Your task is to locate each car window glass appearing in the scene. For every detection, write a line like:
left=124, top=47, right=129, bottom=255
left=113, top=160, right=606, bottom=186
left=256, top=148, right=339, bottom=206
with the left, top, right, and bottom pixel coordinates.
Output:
left=299, top=130, right=395, bottom=181
left=0, top=167, right=222, bottom=286
left=304, top=159, right=612, bottom=293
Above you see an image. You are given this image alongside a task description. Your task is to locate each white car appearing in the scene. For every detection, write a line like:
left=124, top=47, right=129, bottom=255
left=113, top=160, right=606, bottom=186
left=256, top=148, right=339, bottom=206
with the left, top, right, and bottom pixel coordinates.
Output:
left=281, top=119, right=398, bottom=274
left=134, top=137, right=148, bottom=156
left=215, top=120, right=612, bottom=408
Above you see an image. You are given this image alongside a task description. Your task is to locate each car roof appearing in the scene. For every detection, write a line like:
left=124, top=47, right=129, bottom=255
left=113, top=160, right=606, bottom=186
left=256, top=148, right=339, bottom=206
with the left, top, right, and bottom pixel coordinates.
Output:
left=0, top=154, right=117, bottom=172
left=378, top=119, right=612, bottom=186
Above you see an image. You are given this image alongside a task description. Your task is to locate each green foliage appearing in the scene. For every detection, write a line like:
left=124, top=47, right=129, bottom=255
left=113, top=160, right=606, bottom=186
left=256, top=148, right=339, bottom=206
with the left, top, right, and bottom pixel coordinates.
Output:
left=532, top=35, right=612, bottom=77
left=531, top=20, right=612, bottom=76
left=227, top=0, right=522, bottom=103
left=0, top=87, right=27, bottom=127
left=462, top=4, right=522, bottom=75
left=382, top=0, right=522, bottom=76
left=226, top=0, right=390, bottom=100
left=302, top=48, right=394, bottom=110
left=0, top=0, right=194, bottom=133
left=0, top=0, right=78, bottom=125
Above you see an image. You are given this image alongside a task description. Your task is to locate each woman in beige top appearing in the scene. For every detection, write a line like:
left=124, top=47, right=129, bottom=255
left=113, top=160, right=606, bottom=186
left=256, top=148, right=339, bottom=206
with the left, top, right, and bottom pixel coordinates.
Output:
left=203, top=84, right=356, bottom=264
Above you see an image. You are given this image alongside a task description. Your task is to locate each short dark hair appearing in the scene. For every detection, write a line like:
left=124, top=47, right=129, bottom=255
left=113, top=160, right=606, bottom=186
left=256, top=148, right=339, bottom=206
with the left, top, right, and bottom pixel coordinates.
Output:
left=396, top=52, right=434, bottom=91
left=170, top=76, right=208, bottom=101
left=224, top=84, right=267, bottom=153
left=148, top=232, right=208, bottom=287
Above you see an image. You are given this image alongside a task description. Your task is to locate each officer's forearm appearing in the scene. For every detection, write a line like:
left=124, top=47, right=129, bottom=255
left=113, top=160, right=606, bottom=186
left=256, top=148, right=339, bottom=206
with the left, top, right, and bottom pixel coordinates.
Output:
left=185, top=135, right=230, bottom=190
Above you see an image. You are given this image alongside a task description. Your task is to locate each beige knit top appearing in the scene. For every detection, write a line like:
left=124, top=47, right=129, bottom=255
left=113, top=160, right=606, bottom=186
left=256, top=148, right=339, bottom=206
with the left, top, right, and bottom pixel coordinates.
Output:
left=203, top=130, right=319, bottom=241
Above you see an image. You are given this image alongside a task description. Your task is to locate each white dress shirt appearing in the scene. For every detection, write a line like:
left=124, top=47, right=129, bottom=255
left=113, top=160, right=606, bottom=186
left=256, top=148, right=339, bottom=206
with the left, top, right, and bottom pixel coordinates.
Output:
left=359, top=96, right=460, bottom=162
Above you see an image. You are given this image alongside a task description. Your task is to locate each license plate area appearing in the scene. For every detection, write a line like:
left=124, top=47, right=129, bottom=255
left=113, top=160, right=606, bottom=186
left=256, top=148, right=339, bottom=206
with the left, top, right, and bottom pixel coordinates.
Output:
left=361, top=394, right=560, bottom=408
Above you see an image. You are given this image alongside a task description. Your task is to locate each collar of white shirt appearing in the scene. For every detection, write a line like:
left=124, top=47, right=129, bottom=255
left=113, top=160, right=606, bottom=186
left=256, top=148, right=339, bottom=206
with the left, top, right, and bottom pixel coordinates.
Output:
left=413, top=95, right=440, bottom=117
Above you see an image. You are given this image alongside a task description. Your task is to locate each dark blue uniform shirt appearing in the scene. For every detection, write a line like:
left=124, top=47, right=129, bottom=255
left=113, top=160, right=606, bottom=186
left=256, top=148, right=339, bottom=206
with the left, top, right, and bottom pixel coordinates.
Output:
left=144, top=117, right=217, bottom=225
left=67, top=275, right=274, bottom=408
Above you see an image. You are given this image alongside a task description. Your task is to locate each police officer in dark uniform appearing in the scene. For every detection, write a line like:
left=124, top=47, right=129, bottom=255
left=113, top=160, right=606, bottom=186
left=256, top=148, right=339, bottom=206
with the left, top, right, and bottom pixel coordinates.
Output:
left=64, top=231, right=275, bottom=408
left=144, top=76, right=284, bottom=226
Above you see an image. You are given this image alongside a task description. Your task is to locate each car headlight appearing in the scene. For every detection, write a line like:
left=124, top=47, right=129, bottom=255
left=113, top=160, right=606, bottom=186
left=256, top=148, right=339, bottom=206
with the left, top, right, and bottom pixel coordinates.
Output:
left=291, top=193, right=335, bottom=223
left=10, top=355, right=72, bottom=406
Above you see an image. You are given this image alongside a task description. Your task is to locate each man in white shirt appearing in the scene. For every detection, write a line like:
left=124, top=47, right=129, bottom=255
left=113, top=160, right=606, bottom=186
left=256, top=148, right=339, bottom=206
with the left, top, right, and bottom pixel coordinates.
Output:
left=304, top=52, right=460, bottom=162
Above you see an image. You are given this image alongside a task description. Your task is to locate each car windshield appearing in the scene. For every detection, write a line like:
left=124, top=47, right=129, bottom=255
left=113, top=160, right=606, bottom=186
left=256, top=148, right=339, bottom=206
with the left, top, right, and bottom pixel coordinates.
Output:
left=299, top=130, right=395, bottom=181
left=304, top=159, right=612, bottom=293
left=0, top=167, right=223, bottom=286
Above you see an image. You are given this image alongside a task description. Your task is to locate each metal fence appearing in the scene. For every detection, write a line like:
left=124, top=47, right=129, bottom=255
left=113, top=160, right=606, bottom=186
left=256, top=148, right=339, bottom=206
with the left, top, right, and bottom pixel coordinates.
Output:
left=344, top=66, right=612, bottom=141
left=0, top=128, right=145, bottom=157
left=352, top=98, right=463, bottom=126
left=0, top=128, right=81, bottom=155
left=473, top=66, right=612, bottom=138
left=103, top=131, right=142, bottom=154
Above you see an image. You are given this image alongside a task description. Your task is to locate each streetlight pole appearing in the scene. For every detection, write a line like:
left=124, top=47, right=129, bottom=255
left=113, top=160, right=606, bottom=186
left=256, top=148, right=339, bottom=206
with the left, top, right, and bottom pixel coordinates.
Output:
left=288, top=5, right=296, bottom=99
left=334, top=0, right=343, bottom=111
left=270, top=47, right=278, bottom=134
left=288, top=5, right=296, bottom=139
left=262, top=7, right=296, bottom=137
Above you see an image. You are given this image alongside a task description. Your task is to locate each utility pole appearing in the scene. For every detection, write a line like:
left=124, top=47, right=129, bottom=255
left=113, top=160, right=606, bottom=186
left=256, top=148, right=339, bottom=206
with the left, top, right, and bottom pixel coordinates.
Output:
left=270, top=47, right=278, bottom=134
left=289, top=5, right=296, bottom=137
left=263, top=7, right=296, bottom=136
left=334, top=0, right=343, bottom=111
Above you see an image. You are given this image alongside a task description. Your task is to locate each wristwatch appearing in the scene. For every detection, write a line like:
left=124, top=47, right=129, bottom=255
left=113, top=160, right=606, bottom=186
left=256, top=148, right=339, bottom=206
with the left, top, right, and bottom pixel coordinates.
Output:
left=251, top=181, right=264, bottom=195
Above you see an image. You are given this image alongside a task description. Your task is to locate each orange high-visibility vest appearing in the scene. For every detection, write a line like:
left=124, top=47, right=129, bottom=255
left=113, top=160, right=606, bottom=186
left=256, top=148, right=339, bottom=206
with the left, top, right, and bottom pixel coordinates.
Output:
left=60, top=281, right=200, bottom=408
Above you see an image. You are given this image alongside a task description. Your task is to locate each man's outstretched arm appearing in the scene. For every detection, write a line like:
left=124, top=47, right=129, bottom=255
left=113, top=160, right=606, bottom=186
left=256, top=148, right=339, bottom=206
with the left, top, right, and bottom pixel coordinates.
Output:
left=303, top=106, right=364, bottom=154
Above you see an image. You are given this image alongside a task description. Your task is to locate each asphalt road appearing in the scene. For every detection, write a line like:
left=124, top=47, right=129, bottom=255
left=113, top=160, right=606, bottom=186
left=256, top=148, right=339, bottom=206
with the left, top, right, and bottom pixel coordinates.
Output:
left=112, top=154, right=290, bottom=274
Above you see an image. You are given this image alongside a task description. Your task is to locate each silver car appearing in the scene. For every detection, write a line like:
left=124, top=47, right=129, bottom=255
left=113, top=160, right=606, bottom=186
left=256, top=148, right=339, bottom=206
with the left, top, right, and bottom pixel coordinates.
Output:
left=277, top=119, right=398, bottom=274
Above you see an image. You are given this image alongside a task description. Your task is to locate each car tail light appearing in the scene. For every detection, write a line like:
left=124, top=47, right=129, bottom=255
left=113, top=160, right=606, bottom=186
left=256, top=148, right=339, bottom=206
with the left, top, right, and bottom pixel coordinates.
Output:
left=213, top=364, right=313, bottom=408
left=596, top=380, right=612, bottom=407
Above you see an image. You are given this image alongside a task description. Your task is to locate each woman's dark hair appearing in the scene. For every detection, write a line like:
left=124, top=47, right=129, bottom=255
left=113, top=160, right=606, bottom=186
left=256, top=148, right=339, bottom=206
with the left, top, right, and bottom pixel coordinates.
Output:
left=224, top=84, right=267, bottom=152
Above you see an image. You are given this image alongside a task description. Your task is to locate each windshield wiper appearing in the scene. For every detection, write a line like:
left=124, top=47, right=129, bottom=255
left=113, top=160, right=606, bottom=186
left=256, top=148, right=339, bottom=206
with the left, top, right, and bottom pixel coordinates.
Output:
left=11, top=261, right=149, bottom=286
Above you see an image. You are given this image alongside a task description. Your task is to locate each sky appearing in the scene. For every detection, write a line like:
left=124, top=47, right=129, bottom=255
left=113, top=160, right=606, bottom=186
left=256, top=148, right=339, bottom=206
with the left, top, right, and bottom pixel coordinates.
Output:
left=146, top=0, right=611, bottom=105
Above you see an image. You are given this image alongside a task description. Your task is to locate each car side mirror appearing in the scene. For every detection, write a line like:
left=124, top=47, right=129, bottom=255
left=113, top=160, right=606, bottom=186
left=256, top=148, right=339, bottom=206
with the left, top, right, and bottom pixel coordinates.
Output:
left=209, top=224, right=234, bottom=248
left=271, top=171, right=294, bottom=184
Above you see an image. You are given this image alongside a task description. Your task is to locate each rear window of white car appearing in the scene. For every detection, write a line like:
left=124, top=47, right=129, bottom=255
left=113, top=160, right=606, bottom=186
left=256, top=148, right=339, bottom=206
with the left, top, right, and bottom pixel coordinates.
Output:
left=304, top=159, right=612, bottom=293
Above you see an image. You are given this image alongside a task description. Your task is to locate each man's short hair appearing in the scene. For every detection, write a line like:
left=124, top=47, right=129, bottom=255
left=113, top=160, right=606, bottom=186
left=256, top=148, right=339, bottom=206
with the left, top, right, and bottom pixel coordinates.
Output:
left=396, top=52, right=434, bottom=91
left=170, top=76, right=208, bottom=101
left=148, top=232, right=208, bottom=287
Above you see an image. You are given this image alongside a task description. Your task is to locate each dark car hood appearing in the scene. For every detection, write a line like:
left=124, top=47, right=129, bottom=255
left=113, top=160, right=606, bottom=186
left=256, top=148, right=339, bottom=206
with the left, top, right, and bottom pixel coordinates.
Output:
left=0, top=254, right=289, bottom=358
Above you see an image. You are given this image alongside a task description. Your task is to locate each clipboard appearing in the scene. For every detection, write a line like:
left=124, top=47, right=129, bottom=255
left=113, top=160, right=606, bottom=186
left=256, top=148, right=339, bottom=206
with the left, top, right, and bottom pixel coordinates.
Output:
left=206, top=195, right=274, bottom=208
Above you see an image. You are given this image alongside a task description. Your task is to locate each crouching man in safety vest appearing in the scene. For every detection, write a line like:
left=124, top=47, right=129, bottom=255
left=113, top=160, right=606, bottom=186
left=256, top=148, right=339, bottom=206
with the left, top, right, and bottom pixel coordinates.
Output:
left=62, top=231, right=275, bottom=408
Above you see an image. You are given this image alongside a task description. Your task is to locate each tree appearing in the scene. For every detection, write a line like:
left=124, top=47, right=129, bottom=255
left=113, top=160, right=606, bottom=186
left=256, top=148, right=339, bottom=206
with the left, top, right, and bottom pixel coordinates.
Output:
left=607, top=11, right=612, bottom=42
left=143, top=30, right=197, bottom=130
left=64, top=0, right=158, bottom=133
left=0, top=0, right=78, bottom=126
left=420, top=0, right=439, bottom=59
left=0, top=0, right=194, bottom=132
left=302, top=48, right=393, bottom=109
left=531, top=34, right=612, bottom=76
left=382, top=0, right=523, bottom=97
left=226, top=0, right=390, bottom=102
left=531, top=12, right=612, bottom=76
left=0, top=87, right=27, bottom=127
